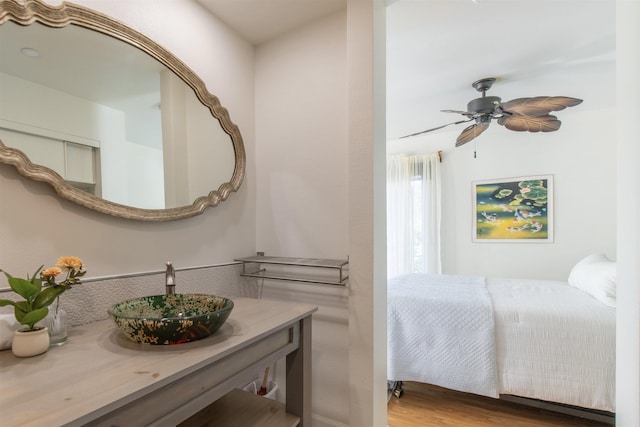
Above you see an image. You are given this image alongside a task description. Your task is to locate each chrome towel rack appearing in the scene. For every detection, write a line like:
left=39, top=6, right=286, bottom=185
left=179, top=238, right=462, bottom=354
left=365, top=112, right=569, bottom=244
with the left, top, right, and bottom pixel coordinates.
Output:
left=235, top=255, right=349, bottom=286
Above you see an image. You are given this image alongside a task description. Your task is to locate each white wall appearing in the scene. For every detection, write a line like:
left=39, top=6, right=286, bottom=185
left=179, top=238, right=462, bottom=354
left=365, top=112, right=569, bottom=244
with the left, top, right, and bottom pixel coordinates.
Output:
left=389, top=107, right=617, bottom=280
left=348, top=1, right=388, bottom=425
left=0, top=0, right=256, bottom=278
left=254, top=11, right=350, bottom=426
left=253, top=6, right=387, bottom=426
left=616, top=0, right=640, bottom=424
left=254, top=12, right=348, bottom=260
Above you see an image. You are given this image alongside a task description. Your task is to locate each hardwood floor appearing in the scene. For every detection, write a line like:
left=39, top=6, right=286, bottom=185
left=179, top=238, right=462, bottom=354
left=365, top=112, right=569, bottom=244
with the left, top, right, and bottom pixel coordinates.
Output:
left=387, top=382, right=614, bottom=427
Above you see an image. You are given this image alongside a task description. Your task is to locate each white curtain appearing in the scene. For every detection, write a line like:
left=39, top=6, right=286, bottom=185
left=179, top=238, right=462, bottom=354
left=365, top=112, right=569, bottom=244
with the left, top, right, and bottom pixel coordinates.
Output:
left=387, top=152, right=442, bottom=277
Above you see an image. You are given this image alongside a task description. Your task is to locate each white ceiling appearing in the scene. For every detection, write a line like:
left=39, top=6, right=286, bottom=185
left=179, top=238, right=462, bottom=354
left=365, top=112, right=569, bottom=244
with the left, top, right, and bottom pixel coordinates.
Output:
left=386, top=0, right=616, bottom=141
left=199, top=0, right=616, bottom=142
left=196, top=0, right=347, bottom=45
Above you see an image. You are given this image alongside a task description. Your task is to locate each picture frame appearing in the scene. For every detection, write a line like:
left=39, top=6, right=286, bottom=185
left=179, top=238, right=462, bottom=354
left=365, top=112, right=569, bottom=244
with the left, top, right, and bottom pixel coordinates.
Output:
left=472, top=175, right=553, bottom=242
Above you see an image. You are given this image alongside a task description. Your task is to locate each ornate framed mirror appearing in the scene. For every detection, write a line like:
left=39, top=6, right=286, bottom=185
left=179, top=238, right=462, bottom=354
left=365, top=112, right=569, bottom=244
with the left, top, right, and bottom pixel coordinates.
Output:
left=0, top=0, right=245, bottom=221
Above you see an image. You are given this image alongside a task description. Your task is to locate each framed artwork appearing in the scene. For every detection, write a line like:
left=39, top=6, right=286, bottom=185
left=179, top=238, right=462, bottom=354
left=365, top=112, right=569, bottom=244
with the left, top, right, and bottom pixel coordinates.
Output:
left=472, top=175, right=553, bottom=242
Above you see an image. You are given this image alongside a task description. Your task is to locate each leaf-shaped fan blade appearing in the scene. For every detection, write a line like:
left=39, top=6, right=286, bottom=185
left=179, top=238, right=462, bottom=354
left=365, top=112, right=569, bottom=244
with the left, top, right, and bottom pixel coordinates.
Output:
left=441, top=109, right=474, bottom=117
left=400, top=118, right=473, bottom=139
left=455, top=122, right=490, bottom=147
left=497, top=114, right=561, bottom=132
left=500, top=96, right=583, bottom=116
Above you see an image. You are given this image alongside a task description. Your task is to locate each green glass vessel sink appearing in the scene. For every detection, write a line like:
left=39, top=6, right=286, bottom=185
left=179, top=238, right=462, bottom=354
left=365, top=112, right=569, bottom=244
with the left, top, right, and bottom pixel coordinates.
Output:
left=107, top=294, right=234, bottom=345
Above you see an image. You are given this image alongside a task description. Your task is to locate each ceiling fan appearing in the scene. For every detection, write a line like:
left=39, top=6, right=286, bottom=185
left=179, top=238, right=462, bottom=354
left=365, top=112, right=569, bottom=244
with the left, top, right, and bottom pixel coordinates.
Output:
left=401, top=77, right=583, bottom=147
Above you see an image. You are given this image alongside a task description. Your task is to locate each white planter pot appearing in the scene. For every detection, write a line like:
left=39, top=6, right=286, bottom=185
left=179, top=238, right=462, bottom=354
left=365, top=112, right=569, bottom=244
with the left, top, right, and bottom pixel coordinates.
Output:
left=12, top=327, right=50, bottom=358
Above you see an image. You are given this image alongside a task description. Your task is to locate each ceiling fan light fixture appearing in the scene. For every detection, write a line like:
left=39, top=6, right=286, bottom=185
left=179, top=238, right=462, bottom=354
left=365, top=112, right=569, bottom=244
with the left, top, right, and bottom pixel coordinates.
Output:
left=467, top=96, right=501, bottom=114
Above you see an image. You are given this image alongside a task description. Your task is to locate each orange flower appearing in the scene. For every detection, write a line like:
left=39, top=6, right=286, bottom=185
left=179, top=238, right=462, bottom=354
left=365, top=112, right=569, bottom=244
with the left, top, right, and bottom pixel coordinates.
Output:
left=41, top=267, right=62, bottom=278
left=56, top=256, right=83, bottom=271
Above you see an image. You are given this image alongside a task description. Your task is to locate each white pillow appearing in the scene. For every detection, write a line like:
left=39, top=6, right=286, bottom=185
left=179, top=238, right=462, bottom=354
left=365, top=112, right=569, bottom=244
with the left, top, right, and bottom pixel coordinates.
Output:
left=568, top=254, right=617, bottom=307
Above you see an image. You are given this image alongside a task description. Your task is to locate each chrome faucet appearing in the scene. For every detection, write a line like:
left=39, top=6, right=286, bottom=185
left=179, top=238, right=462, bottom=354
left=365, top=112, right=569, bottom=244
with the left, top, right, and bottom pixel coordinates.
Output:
left=165, top=262, right=176, bottom=295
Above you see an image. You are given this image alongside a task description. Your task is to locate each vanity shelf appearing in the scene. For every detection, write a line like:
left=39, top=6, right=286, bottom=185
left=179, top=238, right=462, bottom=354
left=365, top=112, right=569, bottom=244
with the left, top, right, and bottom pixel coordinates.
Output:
left=236, top=256, right=349, bottom=286
left=180, top=388, right=299, bottom=427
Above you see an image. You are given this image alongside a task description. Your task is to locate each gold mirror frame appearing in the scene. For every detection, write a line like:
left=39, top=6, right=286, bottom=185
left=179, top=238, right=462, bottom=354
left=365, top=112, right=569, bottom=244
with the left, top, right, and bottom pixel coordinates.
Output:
left=0, top=0, right=245, bottom=221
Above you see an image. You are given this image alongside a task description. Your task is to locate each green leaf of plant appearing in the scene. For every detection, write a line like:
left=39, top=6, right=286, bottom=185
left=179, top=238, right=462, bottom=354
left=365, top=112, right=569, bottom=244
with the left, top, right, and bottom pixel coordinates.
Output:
left=0, top=299, right=18, bottom=308
left=21, top=307, right=48, bottom=330
left=8, top=277, right=39, bottom=300
left=1, top=269, right=13, bottom=282
left=34, top=286, right=66, bottom=309
left=32, top=277, right=43, bottom=292
left=14, top=302, right=29, bottom=323
left=14, top=300, right=30, bottom=317
left=29, top=266, right=44, bottom=291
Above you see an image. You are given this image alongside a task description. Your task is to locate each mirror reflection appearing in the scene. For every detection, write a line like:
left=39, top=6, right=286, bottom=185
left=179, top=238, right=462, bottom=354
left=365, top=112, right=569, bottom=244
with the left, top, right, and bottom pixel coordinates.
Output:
left=0, top=21, right=235, bottom=211
left=0, top=0, right=245, bottom=221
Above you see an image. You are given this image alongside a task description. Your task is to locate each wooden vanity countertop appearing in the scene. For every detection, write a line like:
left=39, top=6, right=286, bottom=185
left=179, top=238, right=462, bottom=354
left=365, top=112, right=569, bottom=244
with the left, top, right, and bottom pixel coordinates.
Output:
left=0, top=297, right=317, bottom=427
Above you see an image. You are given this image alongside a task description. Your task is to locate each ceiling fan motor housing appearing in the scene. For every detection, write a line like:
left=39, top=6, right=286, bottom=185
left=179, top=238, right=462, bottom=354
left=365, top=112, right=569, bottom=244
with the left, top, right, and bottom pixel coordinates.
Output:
left=467, top=96, right=501, bottom=114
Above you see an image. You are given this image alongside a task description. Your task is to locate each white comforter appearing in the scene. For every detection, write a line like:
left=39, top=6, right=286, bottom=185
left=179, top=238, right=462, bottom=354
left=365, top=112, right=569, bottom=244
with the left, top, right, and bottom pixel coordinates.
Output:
left=488, top=277, right=616, bottom=412
left=387, top=274, right=499, bottom=398
left=387, top=274, right=616, bottom=412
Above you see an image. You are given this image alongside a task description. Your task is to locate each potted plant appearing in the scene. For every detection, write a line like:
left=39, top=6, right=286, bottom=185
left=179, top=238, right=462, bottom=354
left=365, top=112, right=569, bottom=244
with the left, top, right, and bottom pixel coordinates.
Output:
left=0, top=257, right=86, bottom=357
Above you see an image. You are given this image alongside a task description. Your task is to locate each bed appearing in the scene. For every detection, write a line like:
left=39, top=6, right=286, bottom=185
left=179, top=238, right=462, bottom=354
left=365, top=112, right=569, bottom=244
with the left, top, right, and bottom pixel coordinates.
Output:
left=387, top=254, right=617, bottom=413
